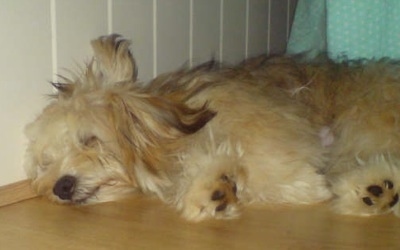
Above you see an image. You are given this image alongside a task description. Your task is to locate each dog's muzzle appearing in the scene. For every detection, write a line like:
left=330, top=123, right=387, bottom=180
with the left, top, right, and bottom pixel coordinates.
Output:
left=53, top=175, right=76, bottom=200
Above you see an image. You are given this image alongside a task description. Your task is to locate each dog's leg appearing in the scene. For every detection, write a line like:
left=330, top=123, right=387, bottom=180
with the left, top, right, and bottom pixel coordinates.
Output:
left=177, top=163, right=246, bottom=222
left=172, top=140, right=246, bottom=222
left=329, top=155, right=400, bottom=216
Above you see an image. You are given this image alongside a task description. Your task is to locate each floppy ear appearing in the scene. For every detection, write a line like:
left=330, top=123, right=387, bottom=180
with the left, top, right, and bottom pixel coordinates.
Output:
left=91, top=34, right=138, bottom=84
left=107, top=90, right=215, bottom=170
left=110, top=91, right=216, bottom=143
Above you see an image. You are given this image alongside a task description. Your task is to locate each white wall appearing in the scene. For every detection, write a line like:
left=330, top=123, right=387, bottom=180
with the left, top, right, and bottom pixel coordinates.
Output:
left=0, top=0, right=297, bottom=186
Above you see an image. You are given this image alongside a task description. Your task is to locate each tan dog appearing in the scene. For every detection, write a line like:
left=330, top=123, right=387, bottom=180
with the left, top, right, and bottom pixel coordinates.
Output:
left=24, top=35, right=331, bottom=221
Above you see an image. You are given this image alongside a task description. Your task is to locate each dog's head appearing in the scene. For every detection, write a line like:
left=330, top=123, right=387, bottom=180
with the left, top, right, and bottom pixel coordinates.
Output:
left=24, top=34, right=215, bottom=204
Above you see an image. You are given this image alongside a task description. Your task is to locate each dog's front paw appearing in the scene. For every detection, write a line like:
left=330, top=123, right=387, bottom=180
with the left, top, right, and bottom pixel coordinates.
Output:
left=180, top=174, right=241, bottom=222
left=211, top=174, right=238, bottom=212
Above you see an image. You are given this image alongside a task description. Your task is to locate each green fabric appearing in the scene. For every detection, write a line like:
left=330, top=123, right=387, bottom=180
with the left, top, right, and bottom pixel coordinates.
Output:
left=287, top=0, right=400, bottom=61
left=286, top=0, right=327, bottom=59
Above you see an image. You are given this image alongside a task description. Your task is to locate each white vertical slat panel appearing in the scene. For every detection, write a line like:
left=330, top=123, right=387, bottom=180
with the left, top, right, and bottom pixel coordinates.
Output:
left=156, top=0, right=190, bottom=74
left=113, top=0, right=154, bottom=81
left=55, top=0, right=108, bottom=73
left=0, top=0, right=52, bottom=185
left=192, top=0, right=221, bottom=65
left=269, top=0, right=289, bottom=54
left=248, top=0, right=269, bottom=57
left=222, top=0, right=247, bottom=63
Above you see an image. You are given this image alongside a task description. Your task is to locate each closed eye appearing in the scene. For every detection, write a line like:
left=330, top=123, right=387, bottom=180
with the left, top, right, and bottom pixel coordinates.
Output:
left=80, top=135, right=101, bottom=148
left=39, top=153, right=52, bottom=170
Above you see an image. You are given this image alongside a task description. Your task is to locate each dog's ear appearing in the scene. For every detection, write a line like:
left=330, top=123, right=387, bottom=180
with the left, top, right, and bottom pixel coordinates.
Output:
left=107, top=91, right=215, bottom=175
left=140, top=97, right=216, bottom=136
left=51, top=82, right=75, bottom=99
left=91, top=34, right=138, bottom=84
left=110, top=92, right=216, bottom=142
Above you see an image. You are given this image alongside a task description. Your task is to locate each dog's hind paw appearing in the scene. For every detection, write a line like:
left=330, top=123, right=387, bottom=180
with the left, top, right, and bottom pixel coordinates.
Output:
left=332, top=178, right=399, bottom=216
left=180, top=173, right=241, bottom=222
left=361, top=180, right=399, bottom=210
left=330, top=157, right=400, bottom=216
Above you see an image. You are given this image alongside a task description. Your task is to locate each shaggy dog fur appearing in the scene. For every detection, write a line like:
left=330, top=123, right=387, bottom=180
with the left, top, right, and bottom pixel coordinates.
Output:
left=24, top=34, right=400, bottom=221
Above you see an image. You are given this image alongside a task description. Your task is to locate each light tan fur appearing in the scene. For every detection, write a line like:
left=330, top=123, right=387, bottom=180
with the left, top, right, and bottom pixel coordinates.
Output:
left=24, top=35, right=331, bottom=221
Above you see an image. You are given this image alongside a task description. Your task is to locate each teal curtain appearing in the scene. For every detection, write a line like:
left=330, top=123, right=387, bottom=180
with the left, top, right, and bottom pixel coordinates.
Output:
left=287, top=0, right=400, bottom=61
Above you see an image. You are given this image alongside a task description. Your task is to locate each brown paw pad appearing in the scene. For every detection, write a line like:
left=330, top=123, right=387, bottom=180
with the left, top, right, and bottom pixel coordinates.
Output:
left=210, top=175, right=238, bottom=212
left=389, top=194, right=399, bottom=207
left=367, top=185, right=383, bottom=197
left=211, top=190, right=225, bottom=201
left=362, top=197, right=374, bottom=206
left=220, top=174, right=238, bottom=194
left=216, top=202, right=228, bottom=212
left=384, top=180, right=394, bottom=189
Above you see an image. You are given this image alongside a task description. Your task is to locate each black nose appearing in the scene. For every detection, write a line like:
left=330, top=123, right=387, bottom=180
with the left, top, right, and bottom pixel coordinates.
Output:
left=53, top=175, right=76, bottom=200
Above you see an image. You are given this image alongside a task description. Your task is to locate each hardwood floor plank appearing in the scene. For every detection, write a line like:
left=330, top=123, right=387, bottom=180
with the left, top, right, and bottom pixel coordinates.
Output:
left=0, top=197, right=399, bottom=249
left=0, top=180, right=37, bottom=207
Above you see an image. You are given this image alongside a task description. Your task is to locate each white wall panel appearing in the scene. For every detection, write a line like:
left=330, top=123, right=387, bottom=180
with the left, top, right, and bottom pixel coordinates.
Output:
left=113, top=0, right=154, bottom=81
left=156, top=0, right=190, bottom=74
left=222, top=0, right=247, bottom=63
left=55, top=0, right=108, bottom=73
left=248, top=0, right=269, bottom=57
left=0, top=0, right=52, bottom=185
left=269, top=0, right=289, bottom=54
left=192, top=0, right=221, bottom=65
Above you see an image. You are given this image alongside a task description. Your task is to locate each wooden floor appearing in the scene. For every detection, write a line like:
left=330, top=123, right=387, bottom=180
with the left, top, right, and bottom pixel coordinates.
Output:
left=0, top=197, right=399, bottom=250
